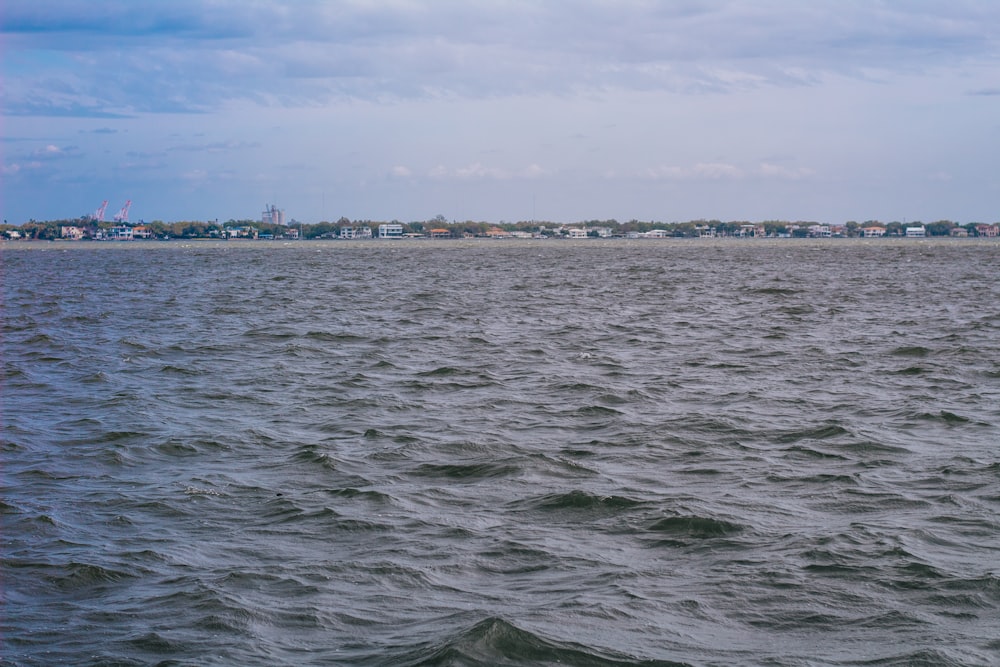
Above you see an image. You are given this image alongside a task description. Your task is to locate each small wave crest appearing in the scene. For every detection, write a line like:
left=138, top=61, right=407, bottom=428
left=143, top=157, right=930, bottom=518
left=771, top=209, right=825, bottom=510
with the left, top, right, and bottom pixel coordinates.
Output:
left=404, top=616, right=688, bottom=666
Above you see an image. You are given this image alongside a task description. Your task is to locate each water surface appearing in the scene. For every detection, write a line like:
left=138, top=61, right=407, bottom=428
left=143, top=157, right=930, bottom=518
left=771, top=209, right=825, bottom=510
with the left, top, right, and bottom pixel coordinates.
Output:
left=3, top=239, right=999, bottom=665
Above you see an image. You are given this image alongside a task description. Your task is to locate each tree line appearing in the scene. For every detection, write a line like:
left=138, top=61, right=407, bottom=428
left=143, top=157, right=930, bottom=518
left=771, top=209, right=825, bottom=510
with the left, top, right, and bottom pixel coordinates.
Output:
left=3, top=214, right=997, bottom=240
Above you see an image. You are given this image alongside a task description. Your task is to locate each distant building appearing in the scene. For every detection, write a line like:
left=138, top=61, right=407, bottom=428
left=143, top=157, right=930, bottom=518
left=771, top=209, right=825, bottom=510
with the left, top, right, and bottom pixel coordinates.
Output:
left=905, top=225, right=926, bottom=238
left=341, top=226, right=373, bottom=239
left=567, top=228, right=588, bottom=238
left=378, top=223, right=403, bottom=239
left=738, top=224, right=765, bottom=238
left=262, top=204, right=286, bottom=226
left=61, top=226, right=84, bottom=240
left=109, top=225, right=133, bottom=240
left=975, top=224, right=999, bottom=237
left=225, top=226, right=258, bottom=239
left=862, top=226, right=886, bottom=237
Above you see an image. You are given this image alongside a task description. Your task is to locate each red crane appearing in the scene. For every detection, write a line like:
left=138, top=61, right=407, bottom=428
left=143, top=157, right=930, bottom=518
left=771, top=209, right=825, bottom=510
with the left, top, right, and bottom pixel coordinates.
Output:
left=94, top=200, right=109, bottom=222
left=113, top=200, right=132, bottom=223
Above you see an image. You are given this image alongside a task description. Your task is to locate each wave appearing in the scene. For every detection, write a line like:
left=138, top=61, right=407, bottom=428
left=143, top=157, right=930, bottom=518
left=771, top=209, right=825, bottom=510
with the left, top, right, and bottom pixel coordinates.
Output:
left=646, top=515, right=744, bottom=539
left=402, top=617, right=691, bottom=667
left=411, top=461, right=521, bottom=481
left=522, top=490, right=646, bottom=513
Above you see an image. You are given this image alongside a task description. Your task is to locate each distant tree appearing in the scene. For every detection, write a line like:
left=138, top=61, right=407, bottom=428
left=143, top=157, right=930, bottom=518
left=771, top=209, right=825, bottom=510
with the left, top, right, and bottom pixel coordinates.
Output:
left=303, top=221, right=335, bottom=239
left=925, top=220, right=954, bottom=236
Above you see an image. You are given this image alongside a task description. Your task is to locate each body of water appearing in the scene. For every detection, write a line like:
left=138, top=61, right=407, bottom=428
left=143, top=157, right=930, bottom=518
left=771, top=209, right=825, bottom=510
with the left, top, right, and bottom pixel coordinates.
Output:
left=3, top=239, right=999, bottom=666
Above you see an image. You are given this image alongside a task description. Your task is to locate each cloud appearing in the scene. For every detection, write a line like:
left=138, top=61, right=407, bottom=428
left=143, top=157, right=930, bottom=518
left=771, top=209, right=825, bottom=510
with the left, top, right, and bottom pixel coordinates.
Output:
left=424, top=162, right=549, bottom=181
left=7, top=144, right=84, bottom=162
left=642, top=162, right=744, bottom=181
left=521, top=164, right=548, bottom=179
left=1, top=158, right=47, bottom=176
left=6, top=1, right=1000, bottom=116
left=389, top=165, right=412, bottom=178
left=167, top=140, right=261, bottom=153
left=756, top=162, right=815, bottom=180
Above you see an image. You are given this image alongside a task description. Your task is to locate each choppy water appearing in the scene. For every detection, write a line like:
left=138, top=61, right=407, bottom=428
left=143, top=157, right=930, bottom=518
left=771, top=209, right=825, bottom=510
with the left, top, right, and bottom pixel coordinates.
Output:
left=3, top=238, right=1000, bottom=666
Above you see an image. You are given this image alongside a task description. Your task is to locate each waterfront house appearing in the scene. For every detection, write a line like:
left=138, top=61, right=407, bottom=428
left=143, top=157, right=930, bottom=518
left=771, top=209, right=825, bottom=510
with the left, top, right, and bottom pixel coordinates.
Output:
left=341, top=226, right=373, bottom=239
left=378, top=223, right=404, bottom=239
left=109, top=225, right=133, bottom=240
left=862, top=226, right=886, bottom=237
left=905, top=225, right=926, bottom=238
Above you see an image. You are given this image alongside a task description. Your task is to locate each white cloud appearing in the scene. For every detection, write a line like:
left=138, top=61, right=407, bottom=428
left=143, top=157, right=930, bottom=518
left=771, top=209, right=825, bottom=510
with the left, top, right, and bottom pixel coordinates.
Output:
left=454, top=163, right=508, bottom=180
left=521, top=164, right=548, bottom=179
left=756, top=163, right=815, bottom=180
left=642, top=162, right=744, bottom=181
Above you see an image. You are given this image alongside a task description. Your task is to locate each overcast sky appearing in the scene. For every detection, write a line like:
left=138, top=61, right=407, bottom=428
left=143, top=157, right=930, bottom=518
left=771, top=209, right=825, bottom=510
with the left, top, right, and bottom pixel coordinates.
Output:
left=3, top=1, right=1000, bottom=225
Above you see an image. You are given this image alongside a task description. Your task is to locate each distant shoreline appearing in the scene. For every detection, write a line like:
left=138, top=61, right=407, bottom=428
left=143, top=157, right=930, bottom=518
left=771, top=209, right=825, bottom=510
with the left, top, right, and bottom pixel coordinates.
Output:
left=4, top=236, right=998, bottom=251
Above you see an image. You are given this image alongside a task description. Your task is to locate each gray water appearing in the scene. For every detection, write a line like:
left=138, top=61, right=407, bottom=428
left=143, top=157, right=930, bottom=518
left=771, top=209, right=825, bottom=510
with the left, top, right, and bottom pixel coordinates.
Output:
left=3, top=239, right=999, bottom=666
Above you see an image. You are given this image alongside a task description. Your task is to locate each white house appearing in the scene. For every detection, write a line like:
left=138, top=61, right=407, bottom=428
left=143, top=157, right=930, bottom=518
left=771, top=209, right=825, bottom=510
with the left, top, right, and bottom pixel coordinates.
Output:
left=109, top=225, right=134, bottom=240
left=905, top=225, right=926, bottom=238
left=341, top=226, right=373, bottom=239
left=378, top=223, right=404, bottom=239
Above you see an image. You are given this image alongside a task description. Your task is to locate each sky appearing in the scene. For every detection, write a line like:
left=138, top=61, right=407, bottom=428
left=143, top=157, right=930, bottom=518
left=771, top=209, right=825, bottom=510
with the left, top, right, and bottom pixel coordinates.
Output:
left=2, top=0, right=1000, bottom=225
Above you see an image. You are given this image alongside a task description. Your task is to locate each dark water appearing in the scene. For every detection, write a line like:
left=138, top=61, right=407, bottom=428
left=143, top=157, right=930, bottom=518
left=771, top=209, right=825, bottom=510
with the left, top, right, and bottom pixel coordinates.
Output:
left=3, top=239, right=999, bottom=666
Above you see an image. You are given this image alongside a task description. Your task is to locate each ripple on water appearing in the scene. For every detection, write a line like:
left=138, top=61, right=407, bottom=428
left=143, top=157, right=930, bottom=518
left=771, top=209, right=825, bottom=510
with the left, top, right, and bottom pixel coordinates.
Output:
left=4, top=241, right=999, bottom=666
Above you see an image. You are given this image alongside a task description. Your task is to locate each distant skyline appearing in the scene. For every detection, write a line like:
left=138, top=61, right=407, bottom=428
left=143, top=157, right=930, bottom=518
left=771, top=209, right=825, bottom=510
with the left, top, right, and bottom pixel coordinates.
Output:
left=3, top=1, right=1000, bottom=225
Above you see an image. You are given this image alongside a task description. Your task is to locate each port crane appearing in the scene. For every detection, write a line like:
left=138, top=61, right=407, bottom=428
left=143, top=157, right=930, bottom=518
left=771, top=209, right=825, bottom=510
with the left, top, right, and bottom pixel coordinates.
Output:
left=113, top=200, right=132, bottom=223
left=94, top=200, right=109, bottom=222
